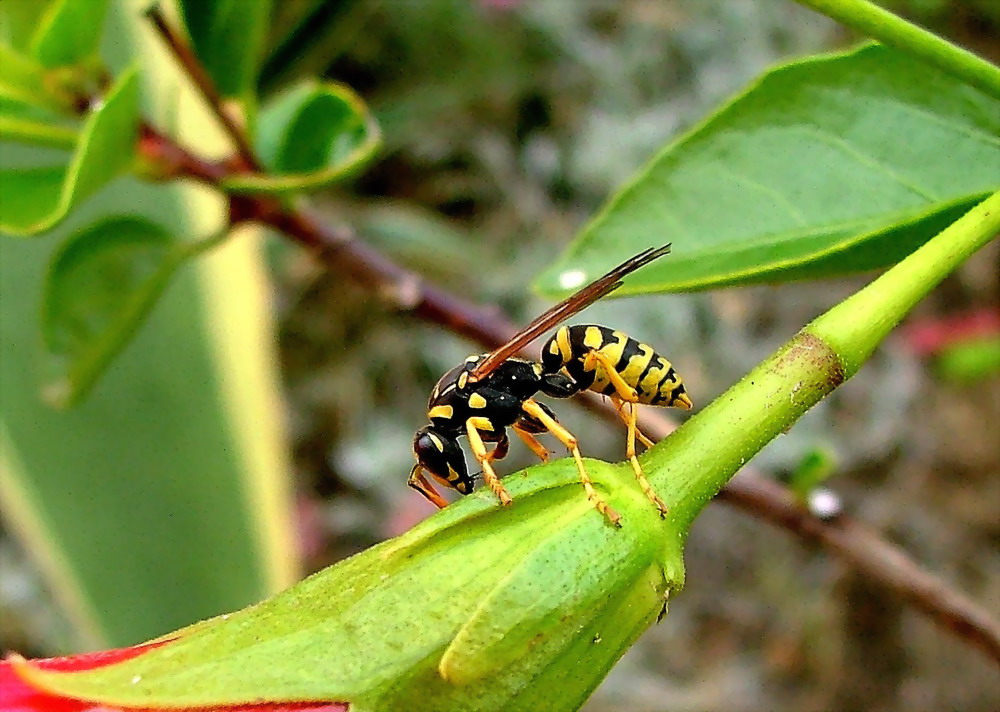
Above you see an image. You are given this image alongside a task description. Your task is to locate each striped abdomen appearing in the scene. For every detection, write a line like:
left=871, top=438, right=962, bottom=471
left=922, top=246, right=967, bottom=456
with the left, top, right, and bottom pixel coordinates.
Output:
left=541, top=324, right=691, bottom=408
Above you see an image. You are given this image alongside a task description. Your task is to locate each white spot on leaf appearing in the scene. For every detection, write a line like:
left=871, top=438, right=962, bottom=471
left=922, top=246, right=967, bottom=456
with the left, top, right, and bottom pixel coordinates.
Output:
left=558, top=269, right=586, bottom=289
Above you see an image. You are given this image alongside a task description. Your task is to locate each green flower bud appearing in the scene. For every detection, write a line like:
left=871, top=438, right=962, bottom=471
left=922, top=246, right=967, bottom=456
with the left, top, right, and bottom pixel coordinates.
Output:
left=17, top=459, right=686, bottom=712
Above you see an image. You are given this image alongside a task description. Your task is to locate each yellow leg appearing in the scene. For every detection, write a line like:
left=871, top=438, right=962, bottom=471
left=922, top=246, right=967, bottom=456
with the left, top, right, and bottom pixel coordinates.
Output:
left=465, top=421, right=513, bottom=506
left=521, top=399, right=621, bottom=527
left=611, top=398, right=655, bottom=449
left=408, top=464, right=450, bottom=509
left=585, top=350, right=668, bottom=517
left=513, top=425, right=550, bottom=462
left=484, top=436, right=509, bottom=463
left=583, top=350, right=642, bottom=402
left=620, top=399, right=668, bottom=517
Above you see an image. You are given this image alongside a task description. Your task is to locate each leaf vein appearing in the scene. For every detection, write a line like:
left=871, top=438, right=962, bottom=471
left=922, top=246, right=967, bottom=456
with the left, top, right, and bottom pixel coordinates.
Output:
left=799, top=126, right=939, bottom=201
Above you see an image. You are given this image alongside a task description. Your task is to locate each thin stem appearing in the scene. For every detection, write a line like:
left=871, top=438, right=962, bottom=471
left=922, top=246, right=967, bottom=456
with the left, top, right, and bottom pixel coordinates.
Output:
left=143, top=5, right=261, bottom=171
left=178, top=226, right=235, bottom=260
left=716, top=475, right=1000, bottom=663
left=795, top=0, right=1000, bottom=99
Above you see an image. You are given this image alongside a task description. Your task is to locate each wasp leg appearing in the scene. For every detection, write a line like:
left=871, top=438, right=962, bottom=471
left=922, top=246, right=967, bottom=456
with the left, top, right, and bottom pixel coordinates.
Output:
left=584, top=350, right=668, bottom=517
left=610, top=397, right=656, bottom=449
left=485, top=434, right=510, bottom=463
left=614, top=397, right=668, bottom=517
left=465, top=420, right=513, bottom=506
left=521, top=399, right=621, bottom=527
left=408, top=464, right=450, bottom=509
left=512, top=425, right=550, bottom=462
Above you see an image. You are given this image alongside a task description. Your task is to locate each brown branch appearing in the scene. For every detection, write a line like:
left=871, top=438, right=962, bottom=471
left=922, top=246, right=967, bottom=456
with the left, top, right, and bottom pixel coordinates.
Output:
left=129, top=49, right=1000, bottom=664
left=717, top=474, right=1000, bottom=664
left=143, top=5, right=260, bottom=172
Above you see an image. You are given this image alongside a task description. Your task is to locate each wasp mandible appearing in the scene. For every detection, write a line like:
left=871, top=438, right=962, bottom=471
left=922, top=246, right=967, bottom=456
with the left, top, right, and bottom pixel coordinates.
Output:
left=409, top=245, right=691, bottom=526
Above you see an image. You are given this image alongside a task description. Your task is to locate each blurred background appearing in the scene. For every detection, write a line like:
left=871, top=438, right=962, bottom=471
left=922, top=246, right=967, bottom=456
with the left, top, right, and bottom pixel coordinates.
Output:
left=2, top=1, right=998, bottom=710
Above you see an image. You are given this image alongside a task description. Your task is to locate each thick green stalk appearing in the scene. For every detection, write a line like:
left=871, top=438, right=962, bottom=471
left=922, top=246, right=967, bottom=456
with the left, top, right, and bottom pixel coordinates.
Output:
left=795, top=0, right=1000, bottom=99
left=646, top=191, right=1000, bottom=534
left=811, top=191, right=1000, bottom=373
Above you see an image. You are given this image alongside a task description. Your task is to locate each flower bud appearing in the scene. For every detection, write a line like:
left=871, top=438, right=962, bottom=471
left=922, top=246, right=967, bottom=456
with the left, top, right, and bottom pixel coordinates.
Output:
left=13, top=460, right=685, bottom=712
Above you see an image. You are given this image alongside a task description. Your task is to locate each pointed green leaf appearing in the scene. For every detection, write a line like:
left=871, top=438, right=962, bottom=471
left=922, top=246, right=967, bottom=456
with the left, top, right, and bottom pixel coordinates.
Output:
left=13, top=460, right=683, bottom=712
left=0, top=65, right=139, bottom=236
left=223, top=80, right=380, bottom=194
left=29, top=0, right=108, bottom=68
left=178, top=0, right=272, bottom=100
left=535, top=44, right=1000, bottom=297
left=41, top=216, right=187, bottom=408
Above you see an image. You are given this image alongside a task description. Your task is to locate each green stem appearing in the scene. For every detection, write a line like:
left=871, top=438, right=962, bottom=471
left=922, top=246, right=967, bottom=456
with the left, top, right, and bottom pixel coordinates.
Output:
left=647, top=191, right=1000, bottom=534
left=794, top=0, right=1000, bottom=100
left=811, top=190, right=1000, bottom=375
left=177, top=225, right=234, bottom=260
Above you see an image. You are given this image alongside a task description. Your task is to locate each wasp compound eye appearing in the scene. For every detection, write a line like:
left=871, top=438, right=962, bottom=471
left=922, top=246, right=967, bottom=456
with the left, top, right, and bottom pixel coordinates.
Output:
left=412, top=427, right=474, bottom=496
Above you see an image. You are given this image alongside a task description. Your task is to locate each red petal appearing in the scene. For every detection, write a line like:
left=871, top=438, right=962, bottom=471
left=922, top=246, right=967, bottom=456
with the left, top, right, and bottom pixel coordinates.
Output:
left=1, top=643, right=348, bottom=712
left=903, top=308, right=1000, bottom=356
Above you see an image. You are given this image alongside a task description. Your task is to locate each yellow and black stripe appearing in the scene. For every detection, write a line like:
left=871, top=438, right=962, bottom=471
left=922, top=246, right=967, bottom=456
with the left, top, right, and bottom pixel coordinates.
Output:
left=543, top=324, right=690, bottom=408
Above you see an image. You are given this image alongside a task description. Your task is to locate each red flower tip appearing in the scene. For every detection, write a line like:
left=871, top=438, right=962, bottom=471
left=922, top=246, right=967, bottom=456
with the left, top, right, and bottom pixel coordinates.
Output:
left=903, top=308, right=1000, bottom=356
left=1, top=643, right=348, bottom=712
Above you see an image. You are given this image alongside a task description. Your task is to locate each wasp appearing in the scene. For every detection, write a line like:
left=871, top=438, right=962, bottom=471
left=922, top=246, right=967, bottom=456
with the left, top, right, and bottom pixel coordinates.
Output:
left=409, top=245, right=691, bottom=526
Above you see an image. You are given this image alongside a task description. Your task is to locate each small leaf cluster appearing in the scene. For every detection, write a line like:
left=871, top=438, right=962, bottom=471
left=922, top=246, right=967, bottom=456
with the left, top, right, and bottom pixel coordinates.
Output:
left=1, top=0, right=379, bottom=406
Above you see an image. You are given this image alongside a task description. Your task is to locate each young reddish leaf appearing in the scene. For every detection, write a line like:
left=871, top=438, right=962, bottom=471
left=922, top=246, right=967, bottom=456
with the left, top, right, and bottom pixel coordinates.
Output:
left=902, top=308, right=1000, bottom=356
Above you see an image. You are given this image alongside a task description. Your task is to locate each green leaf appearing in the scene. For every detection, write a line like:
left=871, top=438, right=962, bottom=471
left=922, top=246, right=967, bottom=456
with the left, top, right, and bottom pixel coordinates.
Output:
left=0, top=65, right=139, bottom=236
left=0, top=190, right=294, bottom=648
left=14, top=459, right=679, bottom=712
left=936, top=336, right=1000, bottom=383
left=223, top=80, right=380, bottom=194
left=41, top=216, right=186, bottom=408
left=788, top=445, right=838, bottom=500
left=0, top=0, right=51, bottom=53
left=0, top=3, right=297, bottom=653
left=0, top=43, right=69, bottom=112
left=29, top=0, right=108, bottom=68
left=257, top=0, right=353, bottom=96
left=177, top=0, right=272, bottom=100
left=535, top=44, right=1000, bottom=297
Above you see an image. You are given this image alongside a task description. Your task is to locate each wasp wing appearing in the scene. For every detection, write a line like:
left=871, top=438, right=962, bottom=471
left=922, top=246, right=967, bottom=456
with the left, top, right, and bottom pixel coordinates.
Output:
left=470, top=244, right=671, bottom=381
